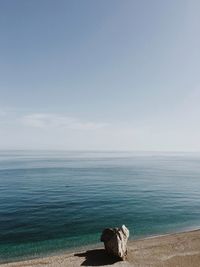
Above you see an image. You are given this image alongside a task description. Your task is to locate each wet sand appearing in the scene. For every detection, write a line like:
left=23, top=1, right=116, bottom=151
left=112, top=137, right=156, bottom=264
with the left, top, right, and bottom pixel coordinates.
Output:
left=1, top=229, right=200, bottom=267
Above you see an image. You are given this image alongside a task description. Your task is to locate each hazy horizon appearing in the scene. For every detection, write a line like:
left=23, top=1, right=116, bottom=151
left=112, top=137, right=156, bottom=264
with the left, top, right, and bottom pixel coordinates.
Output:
left=1, top=149, right=200, bottom=154
left=1, top=0, right=200, bottom=151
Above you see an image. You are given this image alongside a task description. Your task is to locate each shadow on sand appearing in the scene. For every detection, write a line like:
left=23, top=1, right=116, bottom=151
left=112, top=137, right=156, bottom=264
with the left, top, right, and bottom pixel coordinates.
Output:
left=74, top=249, right=121, bottom=266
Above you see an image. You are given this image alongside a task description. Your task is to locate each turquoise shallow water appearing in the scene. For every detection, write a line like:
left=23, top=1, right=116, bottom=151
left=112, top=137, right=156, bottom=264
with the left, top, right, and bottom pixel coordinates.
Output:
left=0, top=151, right=200, bottom=263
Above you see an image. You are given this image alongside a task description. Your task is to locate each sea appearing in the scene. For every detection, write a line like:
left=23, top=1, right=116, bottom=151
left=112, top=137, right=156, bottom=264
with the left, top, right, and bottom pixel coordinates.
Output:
left=0, top=150, right=200, bottom=263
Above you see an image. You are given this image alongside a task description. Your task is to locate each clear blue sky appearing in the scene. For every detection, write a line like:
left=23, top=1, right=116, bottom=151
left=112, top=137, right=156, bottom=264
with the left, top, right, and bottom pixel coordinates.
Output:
left=0, top=0, right=200, bottom=150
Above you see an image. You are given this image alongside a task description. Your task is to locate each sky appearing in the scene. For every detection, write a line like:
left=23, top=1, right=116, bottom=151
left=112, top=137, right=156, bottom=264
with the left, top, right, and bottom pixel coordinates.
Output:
left=0, top=0, right=200, bottom=151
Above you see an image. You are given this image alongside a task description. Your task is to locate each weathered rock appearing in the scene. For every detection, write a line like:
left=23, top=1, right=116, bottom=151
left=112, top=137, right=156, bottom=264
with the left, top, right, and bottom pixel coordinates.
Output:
left=100, top=225, right=129, bottom=260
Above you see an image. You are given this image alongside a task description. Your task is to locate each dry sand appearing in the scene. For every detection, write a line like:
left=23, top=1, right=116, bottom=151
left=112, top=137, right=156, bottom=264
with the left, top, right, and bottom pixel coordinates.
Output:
left=1, top=229, right=200, bottom=267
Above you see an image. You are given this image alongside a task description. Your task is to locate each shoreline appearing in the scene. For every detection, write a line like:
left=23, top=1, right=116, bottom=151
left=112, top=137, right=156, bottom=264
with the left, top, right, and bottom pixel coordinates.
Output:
left=1, top=226, right=199, bottom=264
left=133, top=225, right=200, bottom=241
left=1, top=228, right=200, bottom=266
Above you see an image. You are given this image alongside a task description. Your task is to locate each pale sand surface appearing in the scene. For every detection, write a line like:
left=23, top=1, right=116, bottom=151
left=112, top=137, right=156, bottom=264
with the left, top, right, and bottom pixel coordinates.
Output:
left=1, top=229, right=200, bottom=267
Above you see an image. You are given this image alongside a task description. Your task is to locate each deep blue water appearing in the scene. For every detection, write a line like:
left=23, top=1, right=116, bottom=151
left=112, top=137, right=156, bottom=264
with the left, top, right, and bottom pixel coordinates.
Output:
left=0, top=151, right=200, bottom=263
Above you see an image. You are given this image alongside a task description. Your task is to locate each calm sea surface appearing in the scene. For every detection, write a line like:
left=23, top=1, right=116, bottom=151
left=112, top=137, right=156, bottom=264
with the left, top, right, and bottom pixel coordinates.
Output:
left=0, top=151, right=200, bottom=263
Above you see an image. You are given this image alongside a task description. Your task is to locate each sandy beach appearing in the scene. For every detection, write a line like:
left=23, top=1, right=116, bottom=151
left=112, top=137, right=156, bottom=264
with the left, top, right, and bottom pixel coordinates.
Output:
left=1, top=229, right=200, bottom=267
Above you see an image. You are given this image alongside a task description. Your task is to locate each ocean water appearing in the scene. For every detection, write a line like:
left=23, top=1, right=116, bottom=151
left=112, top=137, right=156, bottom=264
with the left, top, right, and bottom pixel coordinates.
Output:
left=0, top=151, right=200, bottom=263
